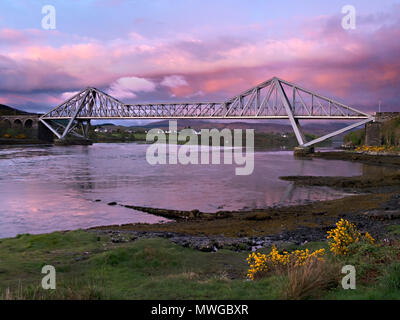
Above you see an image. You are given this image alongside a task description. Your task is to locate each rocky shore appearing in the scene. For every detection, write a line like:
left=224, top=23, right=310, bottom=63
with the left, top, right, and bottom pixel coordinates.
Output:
left=0, top=138, right=50, bottom=145
left=310, top=150, right=400, bottom=167
left=280, top=173, right=400, bottom=189
left=89, top=151, right=400, bottom=251
left=90, top=199, right=400, bottom=252
left=90, top=192, right=400, bottom=251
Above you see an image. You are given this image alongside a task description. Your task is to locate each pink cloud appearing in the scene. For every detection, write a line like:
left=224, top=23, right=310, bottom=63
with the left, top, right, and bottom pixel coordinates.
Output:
left=0, top=9, right=400, bottom=113
left=0, top=28, right=27, bottom=43
left=161, top=75, right=188, bottom=88
left=107, top=76, right=156, bottom=99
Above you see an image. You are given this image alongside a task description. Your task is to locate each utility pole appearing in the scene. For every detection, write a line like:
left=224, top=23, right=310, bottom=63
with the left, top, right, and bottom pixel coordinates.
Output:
left=379, top=100, right=382, bottom=113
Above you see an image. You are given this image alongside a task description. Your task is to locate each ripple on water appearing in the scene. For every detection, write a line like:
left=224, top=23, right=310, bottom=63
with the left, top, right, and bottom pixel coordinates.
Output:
left=0, top=144, right=372, bottom=238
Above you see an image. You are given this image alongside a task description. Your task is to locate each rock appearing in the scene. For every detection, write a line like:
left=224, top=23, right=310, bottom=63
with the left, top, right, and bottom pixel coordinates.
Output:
left=74, top=256, right=87, bottom=262
left=294, top=146, right=315, bottom=157
left=312, top=211, right=327, bottom=216
left=111, top=233, right=129, bottom=243
left=195, top=242, right=214, bottom=252
left=189, top=209, right=200, bottom=218
left=245, top=213, right=272, bottom=221
left=363, top=210, right=400, bottom=221
left=107, top=202, right=117, bottom=206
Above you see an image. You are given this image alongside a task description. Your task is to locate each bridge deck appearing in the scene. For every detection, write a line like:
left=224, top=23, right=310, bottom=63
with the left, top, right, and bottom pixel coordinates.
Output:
left=39, top=77, right=374, bottom=146
left=41, top=115, right=370, bottom=120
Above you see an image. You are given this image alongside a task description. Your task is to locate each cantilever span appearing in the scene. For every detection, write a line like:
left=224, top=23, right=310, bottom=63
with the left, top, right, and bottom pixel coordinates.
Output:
left=39, top=76, right=374, bottom=147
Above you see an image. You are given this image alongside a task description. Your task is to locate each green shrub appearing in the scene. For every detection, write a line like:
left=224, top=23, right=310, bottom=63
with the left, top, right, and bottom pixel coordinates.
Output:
left=343, top=129, right=365, bottom=146
left=380, top=263, right=400, bottom=290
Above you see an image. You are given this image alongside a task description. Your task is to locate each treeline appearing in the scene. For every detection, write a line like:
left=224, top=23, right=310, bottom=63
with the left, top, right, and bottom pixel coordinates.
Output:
left=343, top=129, right=365, bottom=146
left=381, top=116, right=400, bottom=146
left=343, top=116, right=400, bottom=147
left=90, top=127, right=331, bottom=149
left=0, top=123, right=36, bottom=139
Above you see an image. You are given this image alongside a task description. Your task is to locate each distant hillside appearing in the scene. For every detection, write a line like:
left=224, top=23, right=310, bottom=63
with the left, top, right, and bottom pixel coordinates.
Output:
left=135, top=120, right=291, bottom=133
left=133, top=119, right=347, bottom=135
left=0, top=104, right=31, bottom=116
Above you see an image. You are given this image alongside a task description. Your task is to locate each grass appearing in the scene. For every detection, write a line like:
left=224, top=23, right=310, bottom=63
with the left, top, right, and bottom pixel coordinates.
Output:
left=324, top=261, right=400, bottom=300
left=281, top=258, right=340, bottom=300
left=1, top=229, right=400, bottom=300
left=386, top=225, right=400, bottom=237
left=0, top=231, right=282, bottom=299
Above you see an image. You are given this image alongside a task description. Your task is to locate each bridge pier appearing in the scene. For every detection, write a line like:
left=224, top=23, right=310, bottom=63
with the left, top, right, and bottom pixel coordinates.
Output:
left=293, top=146, right=315, bottom=157
left=54, top=119, right=92, bottom=145
left=54, top=138, right=92, bottom=146
left=80, top=120, right=91, bottom=139
left=365, top=112, right=400, bottom=146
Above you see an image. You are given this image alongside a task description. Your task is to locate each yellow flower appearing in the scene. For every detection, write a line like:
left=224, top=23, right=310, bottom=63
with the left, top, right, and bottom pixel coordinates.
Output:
left=327, top=219, right=375, bottom=255
left=246, top=246, right=325, bottom=280
left=364, top=232, right=375, bottom=244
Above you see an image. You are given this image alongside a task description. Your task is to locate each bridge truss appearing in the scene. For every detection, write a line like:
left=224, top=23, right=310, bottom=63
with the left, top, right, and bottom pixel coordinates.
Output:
left=39, top=77, right=374, bottom=147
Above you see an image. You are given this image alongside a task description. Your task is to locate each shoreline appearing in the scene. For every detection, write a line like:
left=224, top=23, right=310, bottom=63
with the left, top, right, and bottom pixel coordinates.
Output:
left=0, top=139, right=51, bottom=145
left=2, top=151, right=400, bottom=251
left=2, top=150, right=400, bottom=300
left=89, top=191, right=399, bottom=250
left=310, top=150, right=400, bottom=167
left=86, top=151, right=400, bottom=250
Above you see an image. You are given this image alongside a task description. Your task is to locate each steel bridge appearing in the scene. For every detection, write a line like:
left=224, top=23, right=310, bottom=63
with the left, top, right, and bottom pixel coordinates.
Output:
left=39, top=76, right=374, bottom=147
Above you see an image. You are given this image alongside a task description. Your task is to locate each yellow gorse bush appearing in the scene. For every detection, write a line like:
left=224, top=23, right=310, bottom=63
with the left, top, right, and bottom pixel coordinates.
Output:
left=246, top=246, right=325, bottom=280
left=355, top=145, right=399, bottom=153
left=364, top=231, right=375, bottom=244
left=327, top=218, right=375, bottom=256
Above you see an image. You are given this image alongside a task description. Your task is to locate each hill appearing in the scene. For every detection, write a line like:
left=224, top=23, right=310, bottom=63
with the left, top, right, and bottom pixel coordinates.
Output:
left=0, top=104, right=31, bottom=116
left=132, top=119, right=347, bottom=135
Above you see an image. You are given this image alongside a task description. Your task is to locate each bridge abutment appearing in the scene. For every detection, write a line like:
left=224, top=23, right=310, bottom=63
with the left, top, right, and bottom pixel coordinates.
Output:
left=293, top=146, right=315, bottom=157
left=0, top=115, right=54, bottom=142
left=365, top=112, right=400, bottom=146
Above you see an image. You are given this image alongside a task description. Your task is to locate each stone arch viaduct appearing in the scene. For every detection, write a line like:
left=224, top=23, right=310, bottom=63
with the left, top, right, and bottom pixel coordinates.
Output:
left=0, top=115, right=39, bottom=130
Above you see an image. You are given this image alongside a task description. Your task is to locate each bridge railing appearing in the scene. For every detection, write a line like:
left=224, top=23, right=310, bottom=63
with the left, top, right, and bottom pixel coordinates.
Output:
left=39, top=77, right=374, bottom=146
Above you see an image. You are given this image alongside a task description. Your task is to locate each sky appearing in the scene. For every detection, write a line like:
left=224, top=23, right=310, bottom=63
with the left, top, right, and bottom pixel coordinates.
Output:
left=0, top=0, right=399, bottom=116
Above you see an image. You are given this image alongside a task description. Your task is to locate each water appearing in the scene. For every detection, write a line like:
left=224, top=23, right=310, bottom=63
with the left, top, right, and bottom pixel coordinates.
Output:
left=0, top=143, right=370, bottom=238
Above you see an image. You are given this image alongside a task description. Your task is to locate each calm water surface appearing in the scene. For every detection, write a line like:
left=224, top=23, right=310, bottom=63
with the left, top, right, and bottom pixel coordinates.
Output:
left=0, top=143, right=373, bottom=238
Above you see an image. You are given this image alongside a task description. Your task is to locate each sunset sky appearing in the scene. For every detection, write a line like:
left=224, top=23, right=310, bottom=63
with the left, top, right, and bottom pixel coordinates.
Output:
left=0, top=0, right=399, bottom=115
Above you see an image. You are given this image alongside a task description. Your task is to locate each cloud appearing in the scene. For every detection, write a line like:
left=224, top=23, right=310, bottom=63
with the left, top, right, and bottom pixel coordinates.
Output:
left=0, top=28, right=28, bottom=45
left=107, top=76, right=156, bottom=99
left=1, top=5, right=400, bottom=112
left=160, top=75, right=188, bottom=88
left=60, top=91, right=80, bottom=101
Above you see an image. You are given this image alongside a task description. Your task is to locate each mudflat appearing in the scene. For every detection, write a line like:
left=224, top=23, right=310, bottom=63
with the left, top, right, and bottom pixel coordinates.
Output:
left=90, top=151, right=400, bottom=249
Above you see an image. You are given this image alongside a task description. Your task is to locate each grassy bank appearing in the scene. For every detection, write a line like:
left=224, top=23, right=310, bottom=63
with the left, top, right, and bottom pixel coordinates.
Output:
left=0, top=139, right=50, bottom=145
left=2, top=150, right=400, bottom=300
left=2, top=228, right=400, bottom=300
left=0, top=231, right=280, bottom=299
